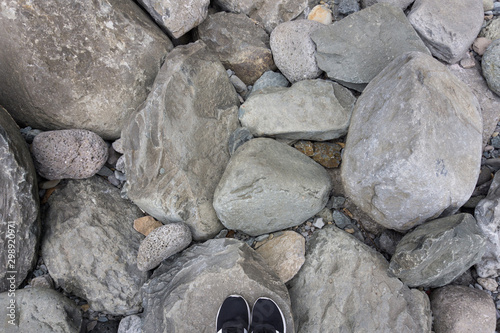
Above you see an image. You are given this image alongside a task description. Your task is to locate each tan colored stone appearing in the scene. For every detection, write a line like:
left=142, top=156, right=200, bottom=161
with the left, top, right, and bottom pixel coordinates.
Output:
left=312, top=142, right=342, bottom=168
left=473, top=37, right=493, bottom=55
left=134, top=216, right=163, bottom=236
left=294, top=140, right=314, bottom=156
left=477, top=277, right=498, bottom=291
left=255, top=231, right=305, bottom=283
left=308, top=5, right=333, bottom=25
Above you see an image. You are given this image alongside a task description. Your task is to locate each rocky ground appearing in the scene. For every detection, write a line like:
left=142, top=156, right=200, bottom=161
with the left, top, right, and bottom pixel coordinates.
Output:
left=2, top=0, right=500, bottom=332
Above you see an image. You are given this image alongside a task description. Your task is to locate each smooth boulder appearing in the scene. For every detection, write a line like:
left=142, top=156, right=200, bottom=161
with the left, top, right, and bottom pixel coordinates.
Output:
left=288, top=226, right=432, bottom=332
left=482, top=39, right=500, bottom=96
left=121, top=41, right=239, bottom=240
left=141, top=238, right=294, bottom=332
left=341, top=52, right=482, bottom=231
left=0, top=0, right=172, bottom=140
left=213, top=138, right=332, bottom=236
left=0, top=107, right=40, bottom=292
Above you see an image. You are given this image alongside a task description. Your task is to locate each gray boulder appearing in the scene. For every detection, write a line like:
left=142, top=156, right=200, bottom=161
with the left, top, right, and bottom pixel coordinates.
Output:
left=288, top=226, right=432, bottom=332
left=311, top=3, right=430, bottom=91
left=121, top=41, right=239, bottom=241
left=408, top=0, right=483, bottom=64
left=0, top=106, right=40, bottom=292
left=341, top=52, right=482, bottom=231
left=0, top=0, right=172, bottom=140
left=41, top=177, right=149, bottom=315
left=198, top=12, right=275, bottom=85
left=213, top=138, right=332, bottom=236
left=475, top=171, right=500, bottom=278
left=239, top=80, right=356, bottom=141
left=389, top=213, right=486, bottom=288
left=0, top=288, right=82, bottom=332
left=361, top=0, right=414, bottom=9
left=136, top=0, right=209, bottom=38
left=270, top=19, right=323, bottom=83
left=482, top=39, right=500, bottom=96
left=141, top=238, right=294, bottom=332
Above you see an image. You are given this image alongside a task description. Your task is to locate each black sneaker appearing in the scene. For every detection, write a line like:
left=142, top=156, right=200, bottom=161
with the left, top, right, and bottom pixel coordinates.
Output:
left=250, top=297, right=286, bottom=333
left=216, top=295, right=251, bottom=333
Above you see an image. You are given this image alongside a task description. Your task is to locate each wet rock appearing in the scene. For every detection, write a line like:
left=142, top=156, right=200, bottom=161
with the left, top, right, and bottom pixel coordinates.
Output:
left=31, top=129, right=108, bottom=180
left=41, top=177, right=148, bottom=315
left=133, top=216, right=163, bottom=236
left=213, top=138, right=332, bottom=236
left=482, top=39, right=500, bottom=96
left=342, top=52, right=482, bottom=231
left=141, top=238, right=294, bottom=332
left=0, top=0, right=172, bottom=140
left=288, top=226, right=432, bottom=332
left=389, top=213, right=486, bottom=288
left=121, top=41, right=239, bottom=240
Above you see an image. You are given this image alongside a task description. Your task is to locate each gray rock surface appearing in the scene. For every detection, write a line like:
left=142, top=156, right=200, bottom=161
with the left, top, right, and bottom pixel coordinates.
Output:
left=338, top=0, right=360, bottom=15
left=136, top=0, right=209, bottom=38
left=31, top=129, right=108, bottom=180
left=482, top=39, right=500, bottom=96
left=227, top=127, right=254, bottom=156
left=212, top=0, right=315, bottom=33
left=288, top=226, right=432, bottom=332
left=311, top=3, right=430, bottom=91
left=430, top=285, right=496, bottom=333
left=198, top=12, right=275, bottom=85
left=341, top=52, right=482, bottom=231
left=137, top=223, right=192, bottom=271
left=0, top=106, right=40, bottom=292
left=121, top=41, right=239, bottom=241
left=408, top=0, right=483, bottom=64
left=270, top=19, right=323, bottom=83
left=141, top=238, right=294, bottom=332
left=0, top=0, right=172, bottom=140
left=213, top=138, right=332, bottom=236
left=361, top=0, right=414, bottom=10
left=0, top=288, right=82, bottom=333
left=118, top=315, right=142, bottom=333
left=41, top=177, right=148, bottom=315
left=249, top=71, right=290, bottom=97
left=475, top=171, right=500, bottom=278
left=239, top=80, right=356, bottom=141
left=480, top=17, right=500, bottom=41
left=389, top=213, right=486, bottom=288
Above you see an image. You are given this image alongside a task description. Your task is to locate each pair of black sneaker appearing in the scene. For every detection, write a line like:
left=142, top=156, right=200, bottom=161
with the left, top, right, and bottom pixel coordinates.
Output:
left=216, top=295, right=286, bottom=333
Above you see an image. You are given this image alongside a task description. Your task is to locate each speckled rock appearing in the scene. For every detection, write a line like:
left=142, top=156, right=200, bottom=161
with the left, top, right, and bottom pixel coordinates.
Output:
left=294, top=141, right=343, bottom=169
left=213, top=138, right=332, bottom=236
left=255, top=231, right=305, bottom=283
left=136, top=0, right=209, bottom=38
left=0, top=288, right=82, bottom=333
left=408, top=0, right=483, bottom=63
left=41, top=177, right=148, bottom=315
left=0, top=0, right=172, bottom=140
left=137, top=223, right=192, bottom=271
left=118, top=315, right=142, bottom=333
left=482, top=39, right=500, bottom=96
left=430, top=285, right=496, bottom=333
left=31, top=129, right=108, bottom=180
left=270, top=19, right=323, bottom=83
left=480, top=17, right=500, bottom=41
left=0, top=107, right=40, bottom=292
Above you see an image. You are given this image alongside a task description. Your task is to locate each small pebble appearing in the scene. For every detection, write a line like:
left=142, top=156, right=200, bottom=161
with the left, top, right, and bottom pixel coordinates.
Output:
left=97, top=166, right=114, bottom=177
left=114, top=170, right=126, bottom=181
left=98, top=316, right=108, bottom=323
left=255, top=234, right=270, bottom=242
left=134, top=216, right=163, bottom=236
left=307, top=4, right=333, bottom=25
left=313, top=217, right=325, bottom=229
left=475, top=283, right=484, bottom=290
left=478, top=277, right=499, bottom=291
left=107, top=175, right=121, bottom=187
left=112, top=138, right=124, bottom=154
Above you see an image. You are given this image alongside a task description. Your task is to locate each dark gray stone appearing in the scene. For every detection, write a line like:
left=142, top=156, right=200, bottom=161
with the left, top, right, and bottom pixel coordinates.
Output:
left=376, top=229, right=403, bottom=256
left=41, top=177, right=148, bottom=315
left=141, top=238, right=294, bottom=332
left=0, top=0, right=172, bottom=140
left=228, top=127, right=254, bottom=156
left=389, top=214, right=487, bottom=288
left=249, top=71, right=290, bottom=97
left=338, top=0, right=360, bottom=15
left=0, top=106, right=40, bottom=292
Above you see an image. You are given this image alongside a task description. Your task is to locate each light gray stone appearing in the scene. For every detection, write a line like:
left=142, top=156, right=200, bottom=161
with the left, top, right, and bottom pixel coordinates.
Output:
left=270, top=19, right=323, bottom=83
left=311, top=3, right=430, bottom=91
left=198, top=12, right=275, bottom=85
left=118, top=315, right=142, bottom=333
left=249, top=71, right=290, bottom=97
left=475, top=171, right=500, bottom=278
left=361, top=0, right=414, bottom=10
left=0, top=0, right=172, bottom=140
left=480, top=17, right=500, bottom=41
left=288, top=226, right=432, bottom=332
left=213, top=138, right=332, bottom=236
left=239, top=80, right=355, bottom=141
left=341, top=52, right=482, bottom=231
left=41, top=177, right=148, bottom=315
left=136, top=0, right=209, bottom=39
left=430, top=285, right=496, bottom=333
left=0, top=288, right=82, bottom=332
left=141, top=238, right=294, bottom=332
left=137, top=223, right=192, bottom=271
left=484, top=0, right=494, bottom=11
left=408, top=0, right=483, bottom=64
left=0, top=107, right=40, bottom=293
left=121, top=41, right=239, bottom=241
left=482, top=39, right=500, bottom=96
left=31, top=129, right=108, bottom=180
left=389, top=213, right=486, bottom=288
